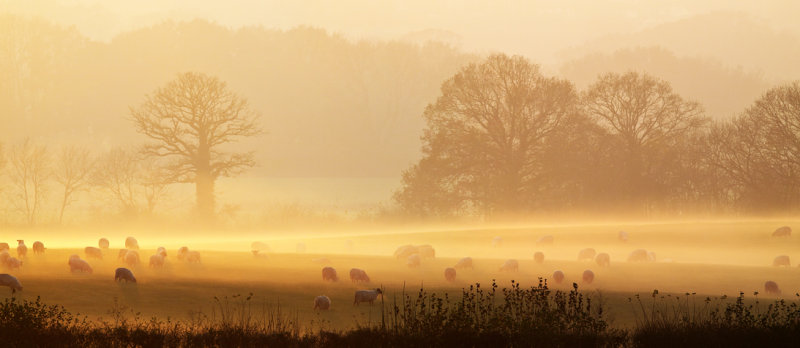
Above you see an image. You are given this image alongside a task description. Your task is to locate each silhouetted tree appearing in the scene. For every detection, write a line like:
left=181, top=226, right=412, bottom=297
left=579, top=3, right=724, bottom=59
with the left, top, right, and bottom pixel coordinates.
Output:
left=53, top=145, right=93, bottom=224
left=9, top=139, right=50, bottom=226
left=130, top=72, right=261, bottom=218
left=396, top=54, right=581, bottom=216
left=583, top=72, right=707, bottom=213
left=92, top=147, right=169, bottom=217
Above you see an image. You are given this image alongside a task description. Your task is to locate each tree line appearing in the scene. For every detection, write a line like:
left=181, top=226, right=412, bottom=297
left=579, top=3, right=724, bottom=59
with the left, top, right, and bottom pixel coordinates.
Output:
left=395, top=54, right=800, bottom=218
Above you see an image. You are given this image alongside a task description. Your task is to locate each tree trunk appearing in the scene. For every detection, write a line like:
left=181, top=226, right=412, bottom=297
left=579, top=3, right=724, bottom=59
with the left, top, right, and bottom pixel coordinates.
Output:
left=196, top=141, right=215, bottom=220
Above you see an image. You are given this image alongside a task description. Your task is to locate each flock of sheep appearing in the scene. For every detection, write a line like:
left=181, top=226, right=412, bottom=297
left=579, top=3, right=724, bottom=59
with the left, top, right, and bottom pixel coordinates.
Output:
left=0, top=237, right=203, bottom=295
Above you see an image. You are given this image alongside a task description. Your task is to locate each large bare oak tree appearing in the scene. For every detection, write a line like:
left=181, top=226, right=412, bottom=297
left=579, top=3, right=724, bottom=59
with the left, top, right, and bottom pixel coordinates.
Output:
left=130, top=72, right=261, bottom=218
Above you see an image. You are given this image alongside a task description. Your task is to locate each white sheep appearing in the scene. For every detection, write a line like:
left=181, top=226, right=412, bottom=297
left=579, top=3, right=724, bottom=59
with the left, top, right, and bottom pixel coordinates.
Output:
left=349, top=268, right=370, bottom=283
left=117, top=249, right=129, bottom=260
left=115, top=267, right=137, bottom=283
left=764, top=280, right=781, bottom=295
left=595, top=253, right=611, bottom=267
left=417, top=245, right=435, bottom=259
left=454, top=257, right=473, bottom=269
left=314, top=295, right=331, bottom=310
left=0, top=243, right=9, bottom=251
left=32, top=241, right=45, bottom=255
left=125, top=237, right=139, bottom=250
left=149, top=254, right=165, bottom=268
left=444, top=267, right=456, bottom=282
left=772, top=226, right=791, bottom=237
left=773, top=255, right=791, bottom=267
left=578, top=248, right=596, bottom=261
left=499, top=259, right=519, bottom=272
left=322, top=267, right=338, bottom=282
left=186, top=250, right=201, bottom=264
left=5, top=257, right=22, bottom=270
left=0, top=251, right=11, bottom=266
left=407, top=254, right=421, bottom=268
left=16, top=240, right=27, bottom=258
left=0, top=273, right=23, bottom=294
left=536, top=235, right=554, bottom=245
left=85, top=246, right=103, bottom=259
left=124, top=250, right=140, bottom=267
left=552, top=270, right=565, bottom=284
left=582, top=269, right=595, bottom=283
left=69, top=257, right=93, bottom=274
left=534, top=251, right=545, bottom=264
left=99, top=238, right=110, bottom=249
left=157, top=247, right=167, bottom=258
left=353, top=288, right=382, bottom=306
left=394, top=245, right=418, bottom=259
left=177, top=247, right=189, bottom=260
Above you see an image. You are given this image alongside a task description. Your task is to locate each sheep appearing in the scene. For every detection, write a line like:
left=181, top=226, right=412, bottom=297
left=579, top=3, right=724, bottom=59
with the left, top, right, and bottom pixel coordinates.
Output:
left=0, top=243, right=8, bottom=251
left=491, top=236, right=503, bottom=247
left=68, top=257, right=93, bottom=274
left=407, top=254, right=421, bottom=268
left=394, top=245, right=418, bottom=259
left=349, top=268, right=370, bottom=283
left=444, top=267, right=456, bottom=282
left=186, top=251, right=201, bottom=264
left=764, top=281, right=781, bottom=295
left=314, top=295, right=331, bottom=310
left=595, top=253, right=611, bottom=267
left=125, top=237, right=139, bottom=250
left=536, top=235, right=554, bottom=245
left=32, top=241, right=45, bottom=255
left=454, top=257, right=473, bottom=269
left=322, top=267, right=338, bottom=282
left=534, top=251, right=545, bottom=264
left=149, top=254, right=165, bottom=268
left=177, top=247, right=189, bottom=260
left=0, top=251, right=11, bottom=265
left=578, top=248, right=597, bottom=261
left=772, top=226, right=791, bottom=237
left=117, top=249, right=129, bottom=260
left=628, top=249, right=652, bottom=262
left=296, top=243, right=307, bottom=253
left=618, top=231, right=629, bottom=242
left=582, top=269, right=595, bottom=283
left=85, top=246, right=103, bottom=259
left=552, top=270, right=565, bottom=284
left=417, top=245, right=435, bottom=259
left=16, top=240, right=27, bottom=258
left=353, top=288, right=382, bottom=306
left=99, top=238, right=110, bottom=249
left=251, top=242, right=270, bottom=256
left=773, top=255, right=791, bottom=267
left=5, top=257, right=22, bottom=270
left=115, top=267, right=136, bottom=283
left=124, top=250, right=140, bottom=267
left=0, top=274, right=22, bottom=294
left=157, top=247, right=167, bottom=258
left=499, top=259, right=519, bottom=272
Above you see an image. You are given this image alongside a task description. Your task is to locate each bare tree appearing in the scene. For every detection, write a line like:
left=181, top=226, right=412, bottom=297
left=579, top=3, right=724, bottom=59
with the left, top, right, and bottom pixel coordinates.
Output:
left=92, top=148, right=141, bottom=217
left=53, top=145, right=93, bottom=223
left=130, top=72, right=261, bottom=218
left=9, top=139, right=50, bottom=226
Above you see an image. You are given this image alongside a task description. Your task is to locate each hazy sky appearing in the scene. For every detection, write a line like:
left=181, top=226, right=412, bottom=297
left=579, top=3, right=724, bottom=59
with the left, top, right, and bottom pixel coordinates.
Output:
left=5, top=0, right=800, bottom=66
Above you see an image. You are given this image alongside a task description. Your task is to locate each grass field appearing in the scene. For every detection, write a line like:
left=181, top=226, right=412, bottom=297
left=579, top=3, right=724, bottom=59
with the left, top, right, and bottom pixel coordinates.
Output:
left=2, top=219, right=799, bottom=331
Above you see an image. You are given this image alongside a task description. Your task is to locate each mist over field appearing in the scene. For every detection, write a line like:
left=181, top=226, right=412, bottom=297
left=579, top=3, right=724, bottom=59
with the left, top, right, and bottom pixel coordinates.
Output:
left=2, top=1, right=800, bottom=346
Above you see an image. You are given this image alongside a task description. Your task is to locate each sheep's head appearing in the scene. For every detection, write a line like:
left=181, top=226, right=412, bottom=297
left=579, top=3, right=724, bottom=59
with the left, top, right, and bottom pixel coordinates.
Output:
left=375, top=288, right=383, bottom=294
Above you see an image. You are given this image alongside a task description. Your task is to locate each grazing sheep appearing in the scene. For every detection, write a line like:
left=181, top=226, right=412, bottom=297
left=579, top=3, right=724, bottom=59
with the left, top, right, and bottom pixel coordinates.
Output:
left=773, top=255, right=791, bottom=267
left=491, top=236, right=503, bottom=247
left=125, top=237, right=139, bottom=250
left=417, top=245, right=436, bottom=259
left=353, top=288, right=382, bottom=306
left=124, top=250, right=140, bottom=267
left=764, top=281, right=781, bottom=295
left=407, top=254, right=421, bottom=268
left=454, top=257, right=473, bottom=269
left=534, top=251, right=545, bottom=264
left=99, top=238, right=110, bottom=249
left=322, top=267, right=338, bottom=282
left=115, top=267, right=136, bottom=283
left=157, top=247, right=167, bottom=258
left=394, top=245, right=418, bottom=259
left=595, top=253, right=611, bottom=267
left=118, top=249, right=129, bottom=260
left=5, top=257, right=22, bottom=270
left=772, top=226, right=791, bottom=237
left=578, top=248, right=597, bottom=261
left=536, top=235, right=554, bottom=245
left=16, top=240, right=27, bottom=258
left=499, top=259, right=519, bottom=272
left=444, top=267, right=456, bottom=282
left=177, top=247, right=189, bottom=260
left=186, top=250, right=201, bottom=264
left=296, top=243, right=307, bottom=253
left=32, top=241, right=45, bottom=255
left=68, top=257, right=93, bottom=274
left=349, top=268, right=370, bottom=283
left=0, top=243, right=8, bottom=251
left=69, top=254, right=80, bottom=260
left=582, top=269, right=595, bottom=283
left=628, top=249, right=652, bottom=262
left=85, top=247, right=103, bottom=259
left=149, top=254, right=165, bottom=268
left=251, top=242, right=270, bottom=255
left=0, top=251, right=10, bottom=265
left=314, top=295, right=331, bottom=310
left=0, top=274, right=23, bottom=294
left=552, top=270, right=565, bottom=284
left=618, top=231, right=629, bottom=242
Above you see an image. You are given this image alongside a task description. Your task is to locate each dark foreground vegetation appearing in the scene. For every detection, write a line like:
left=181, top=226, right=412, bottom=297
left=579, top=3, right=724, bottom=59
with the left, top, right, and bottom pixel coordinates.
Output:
left=1, top=282, right=799, bottom=347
